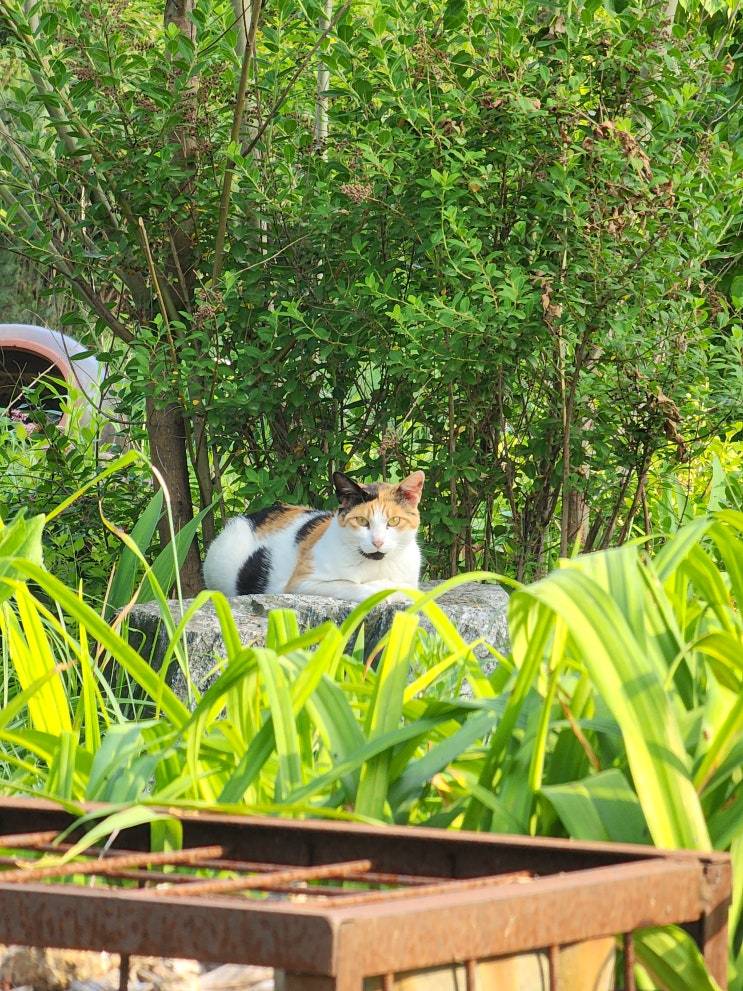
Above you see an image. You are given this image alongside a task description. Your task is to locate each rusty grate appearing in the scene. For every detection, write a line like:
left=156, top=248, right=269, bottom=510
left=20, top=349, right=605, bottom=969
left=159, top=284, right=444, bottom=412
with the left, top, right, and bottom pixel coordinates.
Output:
left=0, top=831, right=532, bottom=905
left=0, top=798, right=732, bottom=991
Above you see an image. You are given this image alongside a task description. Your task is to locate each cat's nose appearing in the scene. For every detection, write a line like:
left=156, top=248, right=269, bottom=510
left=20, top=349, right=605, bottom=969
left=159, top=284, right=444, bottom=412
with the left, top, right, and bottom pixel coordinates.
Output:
left=372, top=535, right=385, bottom=549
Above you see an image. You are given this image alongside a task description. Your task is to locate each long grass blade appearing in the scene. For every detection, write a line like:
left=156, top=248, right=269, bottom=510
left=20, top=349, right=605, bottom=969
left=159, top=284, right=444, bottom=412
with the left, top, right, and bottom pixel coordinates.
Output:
left=13, top=561, right=189, bottom=727
left=139, top=502, right=215, bottom=602
left=255, top=648, right=303, bottom=798
left=388, top=707, right=498, bottom=812
left=0, top=513, right=45, bottom=600
left=462, top=597, right=554, bottom=831
left=104, top=490, right=164, bottom=620
left=513, top=564, right=710, bottom=850
left=635, top=927, right=722, bottom=991
left=3, top=586, right=72, bottom=736
left=541, top=768, right=650, bottom=843
left=46, top=731, right=85, bottom=801
left=355, top=612, right=419, bottom=819
left=217, top=625, right=347, bottom=804
left=44, top=451, right=143, bottom=522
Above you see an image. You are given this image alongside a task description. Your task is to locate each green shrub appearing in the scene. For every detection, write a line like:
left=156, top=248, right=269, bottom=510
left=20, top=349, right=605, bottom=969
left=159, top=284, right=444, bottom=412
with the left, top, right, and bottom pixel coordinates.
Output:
left=0, top=394, right=153, bottom=600
left=2, top=0, right=741, bottom=582
left=207, top=0, right=743, bottom=579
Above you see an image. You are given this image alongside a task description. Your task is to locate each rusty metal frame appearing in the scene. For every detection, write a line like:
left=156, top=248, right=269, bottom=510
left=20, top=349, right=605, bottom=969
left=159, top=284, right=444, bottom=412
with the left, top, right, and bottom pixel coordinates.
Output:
left=0, top=798, right=731, bottom=991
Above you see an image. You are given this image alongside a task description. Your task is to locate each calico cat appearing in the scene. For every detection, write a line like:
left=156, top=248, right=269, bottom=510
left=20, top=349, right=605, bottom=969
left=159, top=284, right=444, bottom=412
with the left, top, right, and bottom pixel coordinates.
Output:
left=203, top=470, right=425, bottom=603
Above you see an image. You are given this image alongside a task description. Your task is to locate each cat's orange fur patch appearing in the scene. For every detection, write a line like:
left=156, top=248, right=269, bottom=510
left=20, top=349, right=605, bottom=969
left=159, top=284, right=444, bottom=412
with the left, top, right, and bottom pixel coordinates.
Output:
left=253, top=505, right=310, bottom=536
left=287, top=516, right=335, bottom=590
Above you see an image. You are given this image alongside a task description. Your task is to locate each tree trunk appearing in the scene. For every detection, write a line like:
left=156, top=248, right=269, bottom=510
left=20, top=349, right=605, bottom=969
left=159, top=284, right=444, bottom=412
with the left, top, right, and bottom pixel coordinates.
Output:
left=157, top=0, right=207, bottom=592
left=147, top=396, right=203, bottom=595
left=314, top=0, right=333, bottom=150
left=230, top=0, right=252, bottom=57
left=563, top=478, right=589, bottom=552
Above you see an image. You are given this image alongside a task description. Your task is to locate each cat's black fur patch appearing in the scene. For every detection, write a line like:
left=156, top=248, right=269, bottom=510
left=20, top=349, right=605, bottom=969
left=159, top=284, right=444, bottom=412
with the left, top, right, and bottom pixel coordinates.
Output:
left=334, top=472, right=379, bottom=508
left=244, top=504, right=290, bottom=528
left=295, top=511, right=332, bottom=543
left=359, top=483, right=383, bottom=500
left=236, top=547, right=271, bottom=594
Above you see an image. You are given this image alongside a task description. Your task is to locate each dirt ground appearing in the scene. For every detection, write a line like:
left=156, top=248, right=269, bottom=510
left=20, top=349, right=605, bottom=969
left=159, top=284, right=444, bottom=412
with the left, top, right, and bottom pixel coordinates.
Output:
left=0, top=947, right=274, bottom=991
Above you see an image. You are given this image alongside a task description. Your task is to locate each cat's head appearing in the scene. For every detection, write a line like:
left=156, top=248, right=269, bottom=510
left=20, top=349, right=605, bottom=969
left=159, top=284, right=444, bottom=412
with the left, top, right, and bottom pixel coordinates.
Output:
left=332, top=471, right=424, bottom=561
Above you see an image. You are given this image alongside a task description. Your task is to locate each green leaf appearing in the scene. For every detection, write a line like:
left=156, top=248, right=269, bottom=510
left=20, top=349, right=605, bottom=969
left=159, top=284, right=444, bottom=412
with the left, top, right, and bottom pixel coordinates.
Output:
left=43, top=452, right=143, bottom=523
left=281, top=716, right=446, bottom=810
left=388, top=706, right=498, bottom=812
left=355, top=612, right=419, bottom=819
left=105, top=490, right=164, bottom=620
left=151, top=815, right=183, bottom=854
left=255, top=648, right=303, bottom=798
left=138, top=501, right=215, bottom=602
left=2, top=586, right=72, bottom=736
left=217, top=626, right=347, bottom=805
left=302, top=672, right=366, bottom=803
left=0, top=513, right=45, bottom=601
left=86, top=722, right=162, bottom=802
left=509, top=555, right=710, bottom=850
left=55, top=806, right=181, bottom=864
left=12, top=560, right=189, bottom=727
left=46, top=731, right=85, bottom=801
left=635, top=927, right=723, bottom=991
left=266, top=609, right=301, bottom=650
left=462, top=596, right=553, bottom=831
left=541, top=768, right=650, bottom=844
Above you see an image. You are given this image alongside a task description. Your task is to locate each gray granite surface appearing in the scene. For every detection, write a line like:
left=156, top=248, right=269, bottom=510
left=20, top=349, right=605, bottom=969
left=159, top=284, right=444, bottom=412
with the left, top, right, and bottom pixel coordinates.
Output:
left=126, top=580, right=511, bottom=703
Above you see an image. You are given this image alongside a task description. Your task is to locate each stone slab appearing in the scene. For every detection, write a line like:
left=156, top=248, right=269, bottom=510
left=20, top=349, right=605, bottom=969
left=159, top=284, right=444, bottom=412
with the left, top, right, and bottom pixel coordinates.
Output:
left=126, top=580, right=511, bottom=703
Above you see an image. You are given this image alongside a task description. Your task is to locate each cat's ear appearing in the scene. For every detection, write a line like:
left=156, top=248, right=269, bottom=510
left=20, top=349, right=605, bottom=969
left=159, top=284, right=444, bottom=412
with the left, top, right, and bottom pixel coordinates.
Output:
left=333, top=472, right=368, bottom=507
left=396, top=470, right=425, bottom=508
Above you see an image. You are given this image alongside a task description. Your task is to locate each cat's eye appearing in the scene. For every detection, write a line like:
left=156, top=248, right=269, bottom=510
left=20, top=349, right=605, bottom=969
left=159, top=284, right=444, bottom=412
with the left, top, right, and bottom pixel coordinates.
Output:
left=387, top=517, right=401, bottom=527
left=354, top=517, right=371, bottom=527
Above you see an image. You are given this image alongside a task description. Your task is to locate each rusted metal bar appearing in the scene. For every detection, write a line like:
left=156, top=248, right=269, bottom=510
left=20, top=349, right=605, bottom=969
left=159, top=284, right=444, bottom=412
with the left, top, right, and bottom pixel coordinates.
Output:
left=0, top=796, right=726, bottom=877
left=548, top=945, right=560, bottom=991
left=623, top=931, right=635, bottom=991
left=0, top=845, right=226, bottom=883
left=0, top=831, right=60, bottom=848
left=103, top=874, right=442, bottom=897
left=700, top=857, right=734, bottom=989
left=7, top=843, right=514, bottom=892
left=317, top=870, right=532, bottom=908
left=148, top=859, right=374, bottom=897
left=192, top=862, right=476, bottom=889
left=0, top=843, right=530, bottom=898
left=321, top=860, right=713, bottom=980
left=465, top=958, right=477, bottom=991
left=0, top=796, right=688, bottom=872
left=118, top=953, right=130, bottom=991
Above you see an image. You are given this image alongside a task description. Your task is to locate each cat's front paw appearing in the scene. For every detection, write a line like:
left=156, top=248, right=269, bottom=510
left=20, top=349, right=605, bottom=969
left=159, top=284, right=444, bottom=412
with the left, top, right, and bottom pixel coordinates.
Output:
left=360, top=583, right=413, bottom=605
left=382, top=590, right=413, bottom=605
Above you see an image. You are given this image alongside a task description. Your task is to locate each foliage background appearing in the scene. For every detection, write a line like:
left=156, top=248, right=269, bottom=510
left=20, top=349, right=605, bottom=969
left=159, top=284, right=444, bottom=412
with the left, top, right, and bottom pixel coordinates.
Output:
left=0, top=0, right=741, bottom=588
